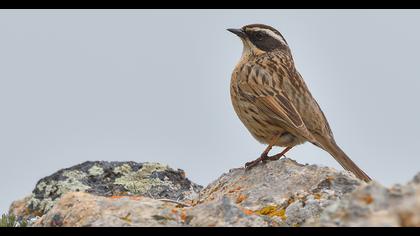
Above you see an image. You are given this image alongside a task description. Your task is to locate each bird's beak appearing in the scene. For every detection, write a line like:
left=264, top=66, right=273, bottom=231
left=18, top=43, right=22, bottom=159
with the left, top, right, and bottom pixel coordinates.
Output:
left=227, top=28, right=246, bottom=38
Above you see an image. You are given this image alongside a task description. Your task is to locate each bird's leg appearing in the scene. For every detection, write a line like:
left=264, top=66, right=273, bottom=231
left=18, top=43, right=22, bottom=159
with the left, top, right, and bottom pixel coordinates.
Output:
left=244, top=145, right=273, bottom=169
left=266, top=146, right=293, bottom=161
left=245, top=134, right=280, bottom=170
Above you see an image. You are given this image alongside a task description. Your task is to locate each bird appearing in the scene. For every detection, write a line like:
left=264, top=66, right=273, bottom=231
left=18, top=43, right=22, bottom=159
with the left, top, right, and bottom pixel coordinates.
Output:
left=227, top=24, right=371, bottom=182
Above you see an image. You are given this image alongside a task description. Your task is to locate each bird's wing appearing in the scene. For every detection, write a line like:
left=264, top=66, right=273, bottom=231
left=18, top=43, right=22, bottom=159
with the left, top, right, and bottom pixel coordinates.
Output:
left=236, top=63, right=315, bottom=141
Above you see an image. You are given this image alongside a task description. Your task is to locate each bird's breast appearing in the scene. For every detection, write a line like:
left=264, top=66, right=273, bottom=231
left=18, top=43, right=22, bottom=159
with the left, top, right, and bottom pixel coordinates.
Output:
left=230, top=65, right=294, bottom=146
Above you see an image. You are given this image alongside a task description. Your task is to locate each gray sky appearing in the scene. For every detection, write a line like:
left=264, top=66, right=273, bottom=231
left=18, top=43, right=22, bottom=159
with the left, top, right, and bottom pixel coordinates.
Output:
left=1, top=9, right=420, bottom=214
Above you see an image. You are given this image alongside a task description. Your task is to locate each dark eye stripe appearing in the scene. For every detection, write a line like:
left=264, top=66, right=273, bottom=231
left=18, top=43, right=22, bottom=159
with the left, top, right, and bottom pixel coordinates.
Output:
left=247, top=30, right=284, bottom=52
left=245, top=26, right=288, bottom=46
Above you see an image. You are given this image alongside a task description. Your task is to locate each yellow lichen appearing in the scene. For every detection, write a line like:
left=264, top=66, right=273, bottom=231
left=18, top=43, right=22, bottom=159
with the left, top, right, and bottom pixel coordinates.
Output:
left=255, top=205, right=287, bottom=220
left=120, top=213, right=132, bottom=223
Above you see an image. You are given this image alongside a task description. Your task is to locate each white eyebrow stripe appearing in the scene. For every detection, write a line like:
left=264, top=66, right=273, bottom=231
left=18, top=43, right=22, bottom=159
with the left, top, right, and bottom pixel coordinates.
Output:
left=248, top=28, right=287, bottom=45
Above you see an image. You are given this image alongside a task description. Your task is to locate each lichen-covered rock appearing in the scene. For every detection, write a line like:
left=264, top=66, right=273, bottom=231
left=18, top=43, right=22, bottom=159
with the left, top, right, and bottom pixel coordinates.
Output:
left=33, top=192, right=273, bottom=227
left=306, top=173, right=420, bottom=227
left=10, top=158, right=420, bottom=227
left=193, top=158, right=363, bottom=226
left=32, top=192, right=187, bottom=227
left=187, top=196, right=274, bottom=226
left=10, top=161, right=202, bottom=221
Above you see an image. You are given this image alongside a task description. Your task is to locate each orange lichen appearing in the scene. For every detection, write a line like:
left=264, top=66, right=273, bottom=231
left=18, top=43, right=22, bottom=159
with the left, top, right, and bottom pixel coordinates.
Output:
left=108, top=195, right=142, bottom=201
left=361, top=194, right=374, bottom=204
left=109, top=195, right=124, bottom=199
left=314, top=193, right=322, bottom=200
left=242, top=209, right=254, bottom=215
left=235, top=194, right=247, bottom=204
left=180, top=209, right=187, bottom=222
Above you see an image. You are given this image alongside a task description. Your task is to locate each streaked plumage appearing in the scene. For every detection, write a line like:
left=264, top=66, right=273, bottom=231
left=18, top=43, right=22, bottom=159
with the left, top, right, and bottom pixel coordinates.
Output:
left=228, top=24, right=371, bottom=182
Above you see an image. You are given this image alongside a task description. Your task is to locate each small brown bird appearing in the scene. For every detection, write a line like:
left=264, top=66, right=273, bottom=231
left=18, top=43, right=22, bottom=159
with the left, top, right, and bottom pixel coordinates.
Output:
left=228, top=24, right=371, bottom=182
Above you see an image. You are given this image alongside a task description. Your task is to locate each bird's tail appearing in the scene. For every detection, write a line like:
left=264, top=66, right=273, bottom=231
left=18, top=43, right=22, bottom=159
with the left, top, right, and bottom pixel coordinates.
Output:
left=317, top=138, right=371, bottom=182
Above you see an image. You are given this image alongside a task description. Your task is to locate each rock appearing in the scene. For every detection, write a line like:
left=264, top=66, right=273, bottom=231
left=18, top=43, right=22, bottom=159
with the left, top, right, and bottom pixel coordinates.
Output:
left=8, top=195, right=32, bottom=220
left=33, top=192, right=271, bottom=227
left=9, top=158, right=420, bottom=227
left=32, top=192, right=186, bottom=227
left=11, top=158, right=363, bottom=227
left=305, top=173, right=420, bottom=227
left=10, top=161, right=202, bottom=221
left=194, top=158, right=362, bottom=226
left=187, top=196, right=273, bottom=227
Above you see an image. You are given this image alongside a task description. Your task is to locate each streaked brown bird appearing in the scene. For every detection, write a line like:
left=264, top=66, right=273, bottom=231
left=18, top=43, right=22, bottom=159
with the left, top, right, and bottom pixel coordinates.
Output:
left=228, top=24, right=371, bottom=182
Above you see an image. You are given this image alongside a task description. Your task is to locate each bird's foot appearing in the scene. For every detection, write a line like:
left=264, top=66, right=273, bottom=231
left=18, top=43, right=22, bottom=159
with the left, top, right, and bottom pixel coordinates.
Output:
left=245, top=147, right=293, bottom=170
left=245, top=154, right=268, bottom=170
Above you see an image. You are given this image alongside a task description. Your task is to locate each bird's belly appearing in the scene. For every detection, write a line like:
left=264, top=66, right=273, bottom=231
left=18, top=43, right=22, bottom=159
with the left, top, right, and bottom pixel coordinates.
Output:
left=231, top=96, right=301, bottom=147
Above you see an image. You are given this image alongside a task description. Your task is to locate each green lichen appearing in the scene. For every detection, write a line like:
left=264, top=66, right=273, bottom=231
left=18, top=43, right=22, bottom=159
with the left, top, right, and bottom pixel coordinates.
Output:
left=28, top=195, right=55, bottom=215
left=30, top=170, right=91, bottom=213
left=113, top=163, right=133, bottom=175
left=88, top=165, right=104, bottom=176
left=114, top=162, right=173, bottom=195
left=52, top=170, right=91, bottom=194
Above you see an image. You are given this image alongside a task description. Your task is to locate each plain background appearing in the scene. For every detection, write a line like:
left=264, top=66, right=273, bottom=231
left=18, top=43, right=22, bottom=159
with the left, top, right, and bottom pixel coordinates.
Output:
left=1, top=9, right=420, bottom=214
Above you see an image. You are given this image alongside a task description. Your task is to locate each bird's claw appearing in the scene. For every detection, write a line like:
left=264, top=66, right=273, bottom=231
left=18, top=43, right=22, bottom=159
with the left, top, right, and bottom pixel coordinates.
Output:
left=244, top=154, right=268, bottom=170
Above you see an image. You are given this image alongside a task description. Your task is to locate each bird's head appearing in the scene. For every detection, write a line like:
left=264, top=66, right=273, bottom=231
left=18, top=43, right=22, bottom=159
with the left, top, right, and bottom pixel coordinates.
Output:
left=228, top=24, right=289, bottom=57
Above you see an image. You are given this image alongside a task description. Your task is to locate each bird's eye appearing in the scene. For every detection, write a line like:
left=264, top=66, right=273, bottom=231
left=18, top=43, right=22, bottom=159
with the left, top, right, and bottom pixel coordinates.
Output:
left=255, top=32, right=264, bottom=40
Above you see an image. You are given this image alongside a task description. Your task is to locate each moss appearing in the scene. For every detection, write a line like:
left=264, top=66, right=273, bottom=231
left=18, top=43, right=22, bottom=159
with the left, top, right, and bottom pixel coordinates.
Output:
left=0, top=214, right=27, bottom=227
left=255, top=205, right=287, bottom=220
